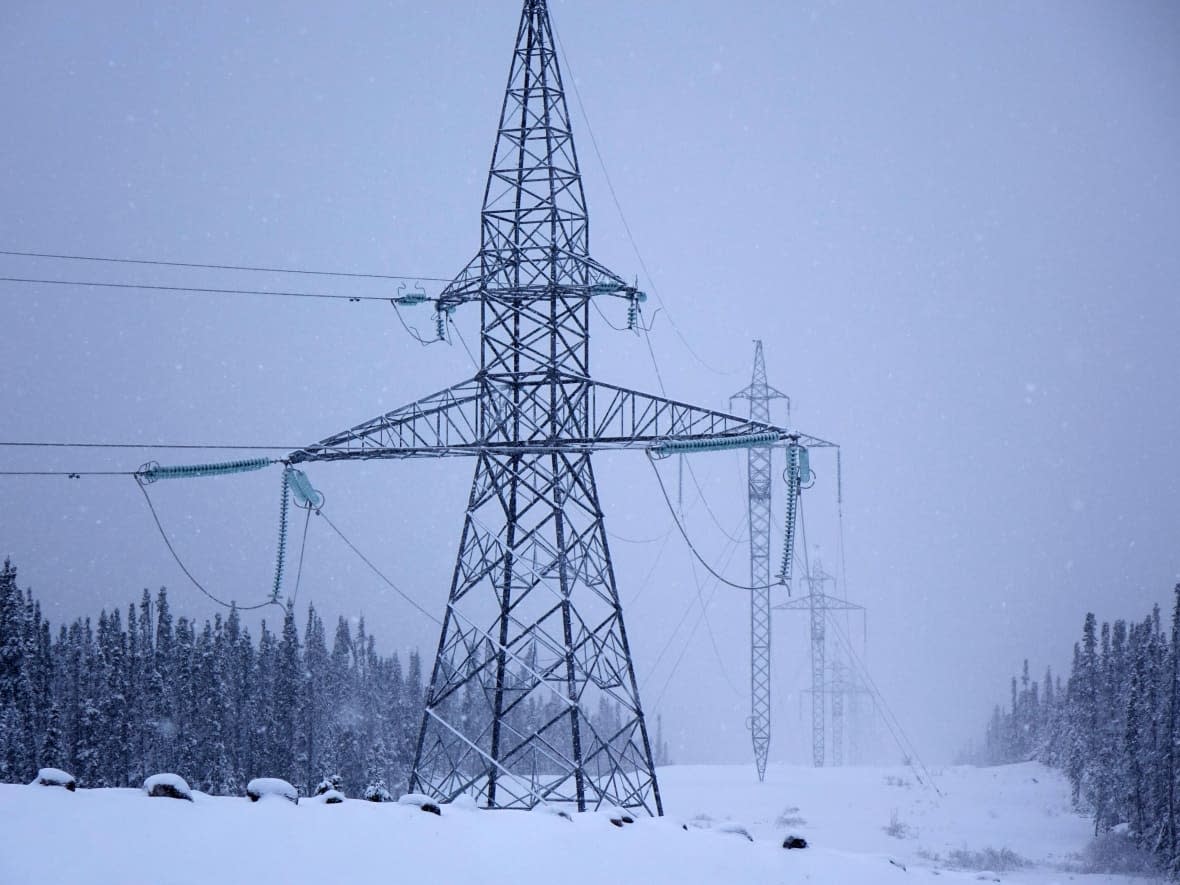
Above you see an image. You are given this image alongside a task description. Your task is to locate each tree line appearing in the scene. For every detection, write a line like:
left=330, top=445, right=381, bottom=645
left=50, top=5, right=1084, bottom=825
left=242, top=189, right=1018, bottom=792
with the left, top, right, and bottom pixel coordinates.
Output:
left=974, top=584, right=1180, bottom=875
left=0, top=557, right=670, bottom=799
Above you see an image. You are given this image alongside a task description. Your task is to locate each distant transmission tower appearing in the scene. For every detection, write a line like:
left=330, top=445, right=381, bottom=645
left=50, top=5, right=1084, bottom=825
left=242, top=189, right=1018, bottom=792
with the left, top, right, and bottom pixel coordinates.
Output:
left=731, top=341, right=788, bottom=782
left=830, top=656, right=845, bottom=766
left=283, top=0, right=834, bottom=814
left=776, top=559, right=860, bottom=766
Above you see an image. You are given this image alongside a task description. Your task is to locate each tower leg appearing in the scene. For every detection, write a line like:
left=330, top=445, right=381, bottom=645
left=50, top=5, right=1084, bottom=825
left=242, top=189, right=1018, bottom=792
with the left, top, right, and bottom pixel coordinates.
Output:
left=411, top=452, right=661, bottom=813
left=749, top=444, right=772, bottom=781
left=810, top=603, right=825, bottom=767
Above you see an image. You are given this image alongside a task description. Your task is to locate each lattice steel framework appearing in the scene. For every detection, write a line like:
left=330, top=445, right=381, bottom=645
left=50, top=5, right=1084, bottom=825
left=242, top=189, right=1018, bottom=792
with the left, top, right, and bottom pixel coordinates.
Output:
left=730, top=341, right=788, bottom=782
left=776, top=560, right=860, bottom=767
left=830, top=656, right=845, bottom=766
left=287, top=0, right=833, bottom=814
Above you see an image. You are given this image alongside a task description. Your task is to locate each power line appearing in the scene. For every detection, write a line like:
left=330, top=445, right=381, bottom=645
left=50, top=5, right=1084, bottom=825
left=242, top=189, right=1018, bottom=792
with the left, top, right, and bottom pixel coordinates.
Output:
left=316, top=506, right=588, bottom=718
left=289, top=507, right=313, bottom=610
left=0, top=275, right=403, bottom=303
left=641, top=517, right=743, bottom=691
left=646, top=452, right=764, bottom=592
left=607, top=526, right=672, bottom=545
left=684, top=458, right=744, bottom=544
left=648, top=523, right=745, bottom=710
left=0, top=441, right=301, bottom=451
left=134, top=477, right=282, bottom=612
left=549, top=17, right=735, bottom=379
left=0, top=470, right=139, bottom=477
left=687, top=550, right=745, bottom=699
left=825, top=611, right=942, bottom=795
left=0, top=248, right=452, bottom=283
left=315, top=509, right=440, bottom=625
left=447, top=314, right=480, bottom=370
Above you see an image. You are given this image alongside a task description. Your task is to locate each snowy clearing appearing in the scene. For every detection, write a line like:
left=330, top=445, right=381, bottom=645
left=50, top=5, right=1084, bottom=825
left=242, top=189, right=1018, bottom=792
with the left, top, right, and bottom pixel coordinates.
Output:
left=0, top=762, right=1154, bottom=884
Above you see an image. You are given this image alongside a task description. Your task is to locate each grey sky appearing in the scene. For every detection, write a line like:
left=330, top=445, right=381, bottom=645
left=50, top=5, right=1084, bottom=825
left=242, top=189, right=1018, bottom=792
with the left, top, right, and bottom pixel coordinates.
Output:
left=2, top=0, right=1178, bottom=767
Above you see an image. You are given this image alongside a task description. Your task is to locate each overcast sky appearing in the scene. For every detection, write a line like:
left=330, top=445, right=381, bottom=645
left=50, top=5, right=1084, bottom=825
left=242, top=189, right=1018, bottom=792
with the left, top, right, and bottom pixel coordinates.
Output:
left=2, top=0, right=1178, bottom=769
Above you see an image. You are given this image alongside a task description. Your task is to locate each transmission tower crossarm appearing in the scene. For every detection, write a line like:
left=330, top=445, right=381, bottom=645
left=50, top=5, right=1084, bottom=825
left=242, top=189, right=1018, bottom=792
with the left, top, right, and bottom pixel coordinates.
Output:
left=436, top=251, right=642, bottom=311
left=774, top=594, right=863, bottom=612
left=286, top=375, right=835, bottom=465
left=730, top=381, right=790, bottom=403
left=587, top=381, right=790, bottom=448
left=287, top=377, right=483, bottom=464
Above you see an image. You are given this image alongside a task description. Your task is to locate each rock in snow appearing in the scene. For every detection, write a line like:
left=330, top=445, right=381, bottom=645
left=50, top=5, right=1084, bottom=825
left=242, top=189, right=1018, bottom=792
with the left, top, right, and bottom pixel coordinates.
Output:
left=717, top=822, right=754, bottom=842
left=398, top=792, right=441, bottom=815
left=782, top=835, right=808, bottom=849
left=30, top=768, right=76, bottom=791
left=314, top=775, right=343, bottom=797
left=316, top=790, right=345, bottom=805
left=603, top=805, right=635, bottom=828
left=143, top=773, right=193, bottom=801
left=533, top=803, right=573, bottom=821
left=246, top=778, right=298, bottom=805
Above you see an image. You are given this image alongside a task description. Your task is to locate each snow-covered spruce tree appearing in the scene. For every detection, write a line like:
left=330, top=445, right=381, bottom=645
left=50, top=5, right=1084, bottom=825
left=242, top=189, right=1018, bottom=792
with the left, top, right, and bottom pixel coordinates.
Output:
left=0, top=560, right=37, bottom=779
left=224, top=605, right=254, bottom=788
left=125, top=601, right=145, bottom=786
left=1165, top=587, right=1180, bottom=872
left=252, top=620, right=279, bottom=779
left=39, top=703, right=64, bottom=770
left=97, top=608, right=130, bottom=786
left=300, top=605, right=330, bottom=794
left=173, top=616, right=200, bottom=781
left=150, top=588, right=174, bottom=774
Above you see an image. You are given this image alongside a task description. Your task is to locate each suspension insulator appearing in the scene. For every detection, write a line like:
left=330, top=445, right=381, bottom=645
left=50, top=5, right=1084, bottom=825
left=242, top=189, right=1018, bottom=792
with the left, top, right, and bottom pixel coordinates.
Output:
left=137, top=457, right=273, bottom=484
left=650, top=430, right=781, bottom=458
left=271, top=469, right=291, bottom=603
left=286, top=467, right=323, bottom=509
left=777, top=443, right=805, bottom=583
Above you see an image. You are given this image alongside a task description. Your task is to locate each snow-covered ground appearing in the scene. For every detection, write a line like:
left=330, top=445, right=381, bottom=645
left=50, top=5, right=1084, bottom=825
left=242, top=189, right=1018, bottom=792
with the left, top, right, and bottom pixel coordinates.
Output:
left=0, top=762, right=1153, bottom=884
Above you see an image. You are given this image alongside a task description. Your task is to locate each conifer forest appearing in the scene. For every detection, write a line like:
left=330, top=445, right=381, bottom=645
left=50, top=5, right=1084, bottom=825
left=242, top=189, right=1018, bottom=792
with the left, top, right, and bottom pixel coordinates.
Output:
left=0, top=558, right=668, bottom=800
left=975, top=584, right=1180, bottom=874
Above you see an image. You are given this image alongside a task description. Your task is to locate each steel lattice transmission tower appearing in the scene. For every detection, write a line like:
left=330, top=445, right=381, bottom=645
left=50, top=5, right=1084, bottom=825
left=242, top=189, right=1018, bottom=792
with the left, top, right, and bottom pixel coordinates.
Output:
left=730, top=341, right=788, bottom=781
left=287, top=0, right=832, bottom=814
left=776, top=560, right=860, bottom=766
left=830, top=656, right=846, bottom=766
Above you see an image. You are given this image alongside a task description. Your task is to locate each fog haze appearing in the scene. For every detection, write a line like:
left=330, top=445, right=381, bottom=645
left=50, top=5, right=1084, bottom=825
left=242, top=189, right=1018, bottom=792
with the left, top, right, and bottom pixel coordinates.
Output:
left=2, top=0, right=1178, bottom=767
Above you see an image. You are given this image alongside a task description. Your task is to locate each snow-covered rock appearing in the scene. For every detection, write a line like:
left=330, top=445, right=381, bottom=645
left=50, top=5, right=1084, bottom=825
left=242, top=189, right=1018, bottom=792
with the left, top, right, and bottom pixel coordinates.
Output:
left=245, top=778, right=298, bottom=805
left=143, top=773, right=192, bottom=801
left=398, top=792, right=441, bottom=815
left=315, top=790, right=345, bottom=805
left=314, top=775, right=343, bottom=797
left=717, top=822, right=754, bottom=842
left=602, top=805, right=635, bottom=828
left=533, top=802, right=572, bottom=821
left=447, top=794, right=478, bottom=812
left=30, top=768, right=76, bottom=791
left=782, top=834, right=808, bottom=849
